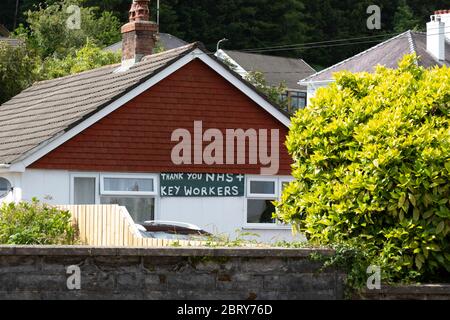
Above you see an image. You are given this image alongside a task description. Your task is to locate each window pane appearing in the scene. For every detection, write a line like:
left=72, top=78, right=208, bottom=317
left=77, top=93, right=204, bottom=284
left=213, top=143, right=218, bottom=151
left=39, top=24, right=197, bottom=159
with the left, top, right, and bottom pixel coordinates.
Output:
left=0, top=178, right=11, bottom=192
left=100, top=196, right=154, bottom=223
left=74, top=177, right=96, bottom=205
left=103, top=177, right=154, bottom=193
left=250, top=181, right=275, bottom=195
left=247, top=199, right=276, bottom=223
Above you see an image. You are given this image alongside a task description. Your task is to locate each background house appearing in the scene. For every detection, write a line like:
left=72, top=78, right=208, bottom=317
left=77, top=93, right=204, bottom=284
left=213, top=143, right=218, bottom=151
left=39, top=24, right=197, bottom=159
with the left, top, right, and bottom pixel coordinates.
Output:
left=301, top=10, right=450, bottom=104
left=0, top=24, right=21, bottom=48
left=216, top=49, right=316, bottom=114
left=104, top=29, right=316, bottom=115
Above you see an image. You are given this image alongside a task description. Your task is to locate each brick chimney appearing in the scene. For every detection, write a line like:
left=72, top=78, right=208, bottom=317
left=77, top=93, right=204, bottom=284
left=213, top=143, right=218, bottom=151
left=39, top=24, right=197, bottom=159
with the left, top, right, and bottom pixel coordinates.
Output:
left=427, top=11, right=447, bottom=61
left=121, top=0, right=158, bottom=67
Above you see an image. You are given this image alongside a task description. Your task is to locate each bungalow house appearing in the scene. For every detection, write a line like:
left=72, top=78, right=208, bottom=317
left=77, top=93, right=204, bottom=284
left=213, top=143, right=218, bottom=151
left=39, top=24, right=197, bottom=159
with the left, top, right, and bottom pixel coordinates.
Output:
left=216, top=49, right=316, bottom=114
left=300, top=10, right=450, bottom=104
left=0, top=24, right=22, bottom=48
left=0, top=0, right=299, bottom=242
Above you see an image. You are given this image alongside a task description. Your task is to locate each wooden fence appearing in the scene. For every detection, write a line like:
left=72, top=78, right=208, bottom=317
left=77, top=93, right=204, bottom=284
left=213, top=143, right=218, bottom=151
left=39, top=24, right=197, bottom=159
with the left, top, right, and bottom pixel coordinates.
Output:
left=58, top=205, right=205, bottom=247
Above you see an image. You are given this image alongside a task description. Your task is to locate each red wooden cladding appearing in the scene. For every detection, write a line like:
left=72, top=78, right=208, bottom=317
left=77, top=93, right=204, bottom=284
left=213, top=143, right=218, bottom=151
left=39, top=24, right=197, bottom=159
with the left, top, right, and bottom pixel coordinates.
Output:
left=30, top=59, right=292, bottom=175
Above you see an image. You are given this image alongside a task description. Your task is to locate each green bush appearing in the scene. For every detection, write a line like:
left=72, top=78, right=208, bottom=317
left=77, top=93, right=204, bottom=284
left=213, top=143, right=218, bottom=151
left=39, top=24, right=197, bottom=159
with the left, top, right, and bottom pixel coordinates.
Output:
left=0, top=42, right=38, bottom=104
left=0, top=199, right=76, bottom=245
left=276, top=54, right=450, bottom=284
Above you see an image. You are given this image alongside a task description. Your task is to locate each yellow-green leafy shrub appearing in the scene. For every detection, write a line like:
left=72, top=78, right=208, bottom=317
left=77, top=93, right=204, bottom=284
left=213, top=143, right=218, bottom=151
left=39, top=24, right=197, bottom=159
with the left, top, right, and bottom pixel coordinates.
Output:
left=277, top=55, right=449, bottom=283
left=0, top=199, right=76, bottom=245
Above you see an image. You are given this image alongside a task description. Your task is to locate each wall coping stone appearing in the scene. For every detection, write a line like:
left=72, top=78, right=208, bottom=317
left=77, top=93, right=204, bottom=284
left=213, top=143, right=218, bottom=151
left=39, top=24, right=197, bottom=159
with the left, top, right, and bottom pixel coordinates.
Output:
left=360, top=284, right=450, bottom=295
left=0, top=245, right=334, bottom=257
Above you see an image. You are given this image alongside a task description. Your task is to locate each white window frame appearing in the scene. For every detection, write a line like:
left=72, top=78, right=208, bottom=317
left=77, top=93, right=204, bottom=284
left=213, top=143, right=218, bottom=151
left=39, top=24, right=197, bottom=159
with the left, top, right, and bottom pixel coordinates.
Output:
left=100, top=174, right=158, bottom=196
left=244, top=176, right=291, bottom=230
left=70, top=173, right=100, bottom=205
left=246, top=177, right=278, bottom=198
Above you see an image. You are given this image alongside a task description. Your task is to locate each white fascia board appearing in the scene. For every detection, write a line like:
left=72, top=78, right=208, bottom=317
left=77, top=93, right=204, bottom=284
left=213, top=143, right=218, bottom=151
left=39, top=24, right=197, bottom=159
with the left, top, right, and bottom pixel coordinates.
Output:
left=298, top=79, right=335, bottom=86
left=8, top=47, right=290, bottom=172
left=214, top=50, right=249, bottom=78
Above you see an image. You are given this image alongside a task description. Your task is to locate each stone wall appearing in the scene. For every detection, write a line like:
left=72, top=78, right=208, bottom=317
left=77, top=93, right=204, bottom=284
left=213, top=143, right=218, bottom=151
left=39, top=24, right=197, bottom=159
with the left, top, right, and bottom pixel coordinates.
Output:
left=0, top=246, right=344, bottom=300
left=356, top=285, right=450, bottom=300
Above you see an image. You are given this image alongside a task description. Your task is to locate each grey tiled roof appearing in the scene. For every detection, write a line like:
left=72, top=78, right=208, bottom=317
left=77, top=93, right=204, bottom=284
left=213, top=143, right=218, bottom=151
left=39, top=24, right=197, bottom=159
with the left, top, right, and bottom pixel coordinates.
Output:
left=104, top=33, right=187, bottom=53
left=224, top=50, right=316, bottom=91
left=0, top=37, right=23, bottom=48
left=300, top=31, right=450, bottom=83
left=0, top=43, right=197, bottom=165
left=0, top=25, right=9, bottom=37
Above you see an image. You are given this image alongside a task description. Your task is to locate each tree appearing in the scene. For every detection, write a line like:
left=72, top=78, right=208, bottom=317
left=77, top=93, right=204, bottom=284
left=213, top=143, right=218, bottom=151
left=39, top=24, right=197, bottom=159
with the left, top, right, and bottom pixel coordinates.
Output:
left=276, top=55, right=450, bottom=283
left=18, top=0, right=121, bottom=59
left=40, top=40, right=121, bottom=80
left=0, top=42, right=37, bottom=104
left=245, top=71, right=288, bottom=111
left=393, top=0, right=421, bottom=32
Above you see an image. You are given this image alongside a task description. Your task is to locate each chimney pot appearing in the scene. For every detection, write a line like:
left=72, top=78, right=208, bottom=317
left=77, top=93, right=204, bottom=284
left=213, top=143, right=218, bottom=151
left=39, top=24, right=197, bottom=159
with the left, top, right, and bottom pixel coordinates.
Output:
left=120, top=0, right=158, bottom=67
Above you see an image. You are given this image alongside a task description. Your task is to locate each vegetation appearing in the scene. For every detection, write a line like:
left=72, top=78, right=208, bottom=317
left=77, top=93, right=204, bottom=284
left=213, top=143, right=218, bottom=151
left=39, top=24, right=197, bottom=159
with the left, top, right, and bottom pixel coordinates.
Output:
left=0, top=41, right=38, bottom=103
left=1, top=0, right=448, bottom=103
left=245, top=71, right=288, bottom=110
left=393, top=0, right=422, bottom=33
left=0, top=199, right=77, bottom=245
left=276, top=55, right=450, bottom=285
left=15, top=0, right=121, bottom=59
left=40, top=41, right=120, bottom=80
left=0, top=0, right=122, bottom=103
left=2, top=0, right=449, bottom=68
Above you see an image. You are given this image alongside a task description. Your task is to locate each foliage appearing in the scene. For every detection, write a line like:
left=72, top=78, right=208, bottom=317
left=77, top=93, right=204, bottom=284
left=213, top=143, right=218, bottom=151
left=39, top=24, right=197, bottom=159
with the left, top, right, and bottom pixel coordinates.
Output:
left=205, top=229, right=263, bottom=248
left=276, top=54, right=450, bottom=284
left=245, top=71, right=288, bottom=111
left=308, top=241, right=376, bottom=297
left=0, top=41, right=38, bottom=104
left=393, top=0, right=421, bottom=33
left=18, top=0, right=121, bottom=59
left=0, top=198, right=77, bottom=245
left=3, top=0, right=450, bottom=69
left=40, top=41, right=120, bottom=80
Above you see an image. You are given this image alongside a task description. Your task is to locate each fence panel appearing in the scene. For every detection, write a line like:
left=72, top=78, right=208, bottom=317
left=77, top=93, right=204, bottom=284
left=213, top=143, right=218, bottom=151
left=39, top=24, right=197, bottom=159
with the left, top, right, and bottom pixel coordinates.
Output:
left=58, top=205, right=203, bottom=247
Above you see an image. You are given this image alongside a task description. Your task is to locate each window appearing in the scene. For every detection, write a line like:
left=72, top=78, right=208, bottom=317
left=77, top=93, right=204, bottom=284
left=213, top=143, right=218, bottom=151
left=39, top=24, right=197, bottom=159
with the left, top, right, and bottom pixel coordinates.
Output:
left=71, top=174, right=98, bottom=205
left=100, top=175, right=157, bottom=223
left=101, top=176, right=155, bottom=195
left=71, top=174, right=157, bottom=224
left=246, top=178, right=279, bottom=227
left=290, top=91, right=307, bottom=112
left=73, top=177, right=96, bottom=204
left=248, top=180, right=276, bottom=197
left=247, top=199, right=276, bottom=224
left=0, top=177, right=12, bottom=198
left=280, top=91, right=307, bottom=114
left=100, top=196, right=155, bottom=224
left=245, top=177, right=293, bottom=228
